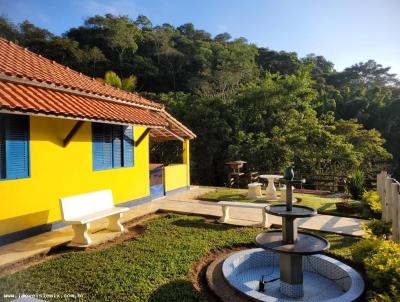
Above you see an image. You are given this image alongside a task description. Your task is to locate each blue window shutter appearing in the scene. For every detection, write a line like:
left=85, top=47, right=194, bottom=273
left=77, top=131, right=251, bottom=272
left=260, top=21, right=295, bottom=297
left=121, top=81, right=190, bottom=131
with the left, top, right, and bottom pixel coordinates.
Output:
left=123, top=126, right=134, bottom=167
left=112, top=126, right=122, bottom=168
left=92, top=123, right=112, bottom=170
left=0, top=116, right=5, bottom=179
left=103, top=124, right=113, bottom=169
left=92, top=123, right=104, bottom=170
left=4, top=114, right=29, bottom=179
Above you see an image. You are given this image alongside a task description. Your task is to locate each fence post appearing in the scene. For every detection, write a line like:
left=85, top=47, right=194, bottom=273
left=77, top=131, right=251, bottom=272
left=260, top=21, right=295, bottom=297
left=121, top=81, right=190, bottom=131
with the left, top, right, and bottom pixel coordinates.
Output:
left=378, top=172, right=387, bottom=220
left=391, top=182, right=400, bottom=242
left=397, top=191, right=400, bottom=243
left=377, top=172, right=383, bottom=200
left=384, top=177, right=393, bottom=223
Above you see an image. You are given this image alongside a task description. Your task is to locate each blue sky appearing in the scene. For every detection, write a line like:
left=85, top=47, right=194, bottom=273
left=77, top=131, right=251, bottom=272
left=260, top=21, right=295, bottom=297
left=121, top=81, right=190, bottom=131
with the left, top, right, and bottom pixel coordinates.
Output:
left=1, top=0, right=399, bottom=76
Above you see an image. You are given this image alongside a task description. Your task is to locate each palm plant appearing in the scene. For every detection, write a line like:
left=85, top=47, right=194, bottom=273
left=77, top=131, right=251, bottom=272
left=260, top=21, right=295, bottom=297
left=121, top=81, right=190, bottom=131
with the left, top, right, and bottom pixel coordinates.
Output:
left=347, top=170, right=365, bottom=200
left=121, top=75, right=137, bottom=91
left=104, top=71, right=136, bottom=92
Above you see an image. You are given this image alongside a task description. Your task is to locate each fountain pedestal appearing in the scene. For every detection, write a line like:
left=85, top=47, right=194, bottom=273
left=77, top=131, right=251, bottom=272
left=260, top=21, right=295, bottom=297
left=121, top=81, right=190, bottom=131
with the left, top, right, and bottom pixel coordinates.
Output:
left=256, top=179, right=329, bottom=298
left=280, top=254, right=303, bottom=296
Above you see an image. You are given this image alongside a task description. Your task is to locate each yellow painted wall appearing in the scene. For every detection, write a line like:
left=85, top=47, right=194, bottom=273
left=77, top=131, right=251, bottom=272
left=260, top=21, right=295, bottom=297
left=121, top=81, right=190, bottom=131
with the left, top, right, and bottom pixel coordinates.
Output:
left=164, top=164, right=189, bottom=192
left=0, top=116, right=150, bottom=236
left=183, top=140, right=190, bottom=187
left=163, top=140, right=191, bottom=192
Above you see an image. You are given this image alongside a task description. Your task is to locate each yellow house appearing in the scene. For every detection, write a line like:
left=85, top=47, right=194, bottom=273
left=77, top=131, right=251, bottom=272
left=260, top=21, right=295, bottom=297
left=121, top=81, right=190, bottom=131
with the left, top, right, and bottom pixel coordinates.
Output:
left=0, top=38, right=196, bottom=245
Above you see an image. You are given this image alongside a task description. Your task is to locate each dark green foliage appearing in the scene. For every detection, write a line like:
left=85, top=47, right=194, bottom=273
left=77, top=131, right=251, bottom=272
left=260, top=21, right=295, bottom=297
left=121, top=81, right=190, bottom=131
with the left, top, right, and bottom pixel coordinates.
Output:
left=0, top=14, right=398, bottom=184
left=347, top=170, right=366, bottom=200
left=0, top=214, right=358, bottom=301
left=150, top=140, right=182, bottom=164
left=257, top=48, right=301, bottom=76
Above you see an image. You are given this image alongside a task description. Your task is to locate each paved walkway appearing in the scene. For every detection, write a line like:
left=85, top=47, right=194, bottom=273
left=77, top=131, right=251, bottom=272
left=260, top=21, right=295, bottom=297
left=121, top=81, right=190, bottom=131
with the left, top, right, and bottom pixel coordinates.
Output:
left=156, top=187, right=366, bottom=236
left=0, top=186, right=366, bottom=271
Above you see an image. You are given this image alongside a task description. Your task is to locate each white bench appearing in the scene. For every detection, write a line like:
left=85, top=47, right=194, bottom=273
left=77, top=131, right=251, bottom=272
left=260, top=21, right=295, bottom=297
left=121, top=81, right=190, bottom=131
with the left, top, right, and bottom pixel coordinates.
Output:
left=60, top=190, right=129, bottom=246
left=217, top=201, right=270, bottom=227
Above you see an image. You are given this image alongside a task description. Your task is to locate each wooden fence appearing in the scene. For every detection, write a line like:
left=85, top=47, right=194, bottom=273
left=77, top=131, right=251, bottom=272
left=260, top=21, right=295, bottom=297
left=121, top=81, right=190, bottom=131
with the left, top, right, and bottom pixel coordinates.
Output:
left=377, top=171, right=400, bottom=243
left=299, top=173, right=376, bottom=192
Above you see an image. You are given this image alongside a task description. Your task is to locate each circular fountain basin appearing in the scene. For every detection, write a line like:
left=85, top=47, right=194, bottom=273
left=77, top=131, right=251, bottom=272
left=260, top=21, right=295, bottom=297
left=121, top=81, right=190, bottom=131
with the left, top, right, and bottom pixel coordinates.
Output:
left=256, top=230, right=330, bottom=255
left=265, top=204, right=317, bottom=218
left=222, top=248, right=364, bottom=302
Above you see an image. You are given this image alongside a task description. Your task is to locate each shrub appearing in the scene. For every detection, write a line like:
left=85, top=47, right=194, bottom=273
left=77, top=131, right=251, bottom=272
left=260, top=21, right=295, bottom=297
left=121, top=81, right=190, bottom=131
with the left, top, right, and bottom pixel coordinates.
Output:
left=362, top=219, right=392, bottom=239
left=369, top=292, right=400, bottom=302
left=347, top=170, right=365, bottom=200
left=367, top=240, right=400, bottom=293
left=352, top=238, right=400, bottom=294
left=362, top=190, right=382, bottom=216
left=351, top=238, right=383, bottom=263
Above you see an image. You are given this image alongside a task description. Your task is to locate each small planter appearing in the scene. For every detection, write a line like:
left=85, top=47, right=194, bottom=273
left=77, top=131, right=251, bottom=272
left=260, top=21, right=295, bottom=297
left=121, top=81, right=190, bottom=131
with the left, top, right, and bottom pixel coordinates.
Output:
left=335, top=202, right=361, bottom=214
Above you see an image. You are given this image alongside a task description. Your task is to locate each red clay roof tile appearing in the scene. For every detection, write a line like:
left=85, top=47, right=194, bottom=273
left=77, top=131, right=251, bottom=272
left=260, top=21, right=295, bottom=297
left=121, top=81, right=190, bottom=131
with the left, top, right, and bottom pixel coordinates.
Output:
left=0, top=81, right=167, bottom=126
left=0, top=38, right=161, bottom=109
left=0, top=38, right=196, bottom=139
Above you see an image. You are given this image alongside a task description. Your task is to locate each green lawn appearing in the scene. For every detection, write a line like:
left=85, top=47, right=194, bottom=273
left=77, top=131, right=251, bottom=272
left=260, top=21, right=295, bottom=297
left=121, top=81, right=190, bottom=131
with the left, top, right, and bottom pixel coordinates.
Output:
left=0, top=214, right=359, bottom=302
left=199, top=188, right=372, bottom=219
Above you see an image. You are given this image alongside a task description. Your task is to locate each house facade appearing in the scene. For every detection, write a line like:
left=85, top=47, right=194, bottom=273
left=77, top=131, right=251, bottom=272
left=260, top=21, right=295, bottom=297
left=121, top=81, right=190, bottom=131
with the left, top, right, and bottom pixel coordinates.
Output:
left=0, top=38, right=195, bottom=245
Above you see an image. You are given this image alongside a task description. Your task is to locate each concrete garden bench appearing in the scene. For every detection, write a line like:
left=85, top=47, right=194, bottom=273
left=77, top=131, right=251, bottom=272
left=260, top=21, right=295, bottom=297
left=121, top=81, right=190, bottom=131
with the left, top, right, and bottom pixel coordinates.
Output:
left=60, top=189, right=129, bottom=247
left=217, top=201, right=270, bottom=227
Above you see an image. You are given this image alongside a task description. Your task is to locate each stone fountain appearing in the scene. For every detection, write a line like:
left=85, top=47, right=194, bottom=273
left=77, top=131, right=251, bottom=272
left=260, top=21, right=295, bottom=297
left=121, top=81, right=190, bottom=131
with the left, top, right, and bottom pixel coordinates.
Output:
left=256, top=178, right=329, bottom=297
left=211, top=169, right=365, bottom=302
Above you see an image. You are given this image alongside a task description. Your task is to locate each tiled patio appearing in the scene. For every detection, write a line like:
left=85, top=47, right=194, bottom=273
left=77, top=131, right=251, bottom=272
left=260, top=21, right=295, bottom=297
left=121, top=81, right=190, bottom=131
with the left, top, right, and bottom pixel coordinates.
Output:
left=0, top=186, right=366, bottom=271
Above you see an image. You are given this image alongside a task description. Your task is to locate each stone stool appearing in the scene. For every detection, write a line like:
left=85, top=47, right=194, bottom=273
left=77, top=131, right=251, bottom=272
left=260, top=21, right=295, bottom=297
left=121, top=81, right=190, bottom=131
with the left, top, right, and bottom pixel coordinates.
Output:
left=247, top=182, right=263, bottom=199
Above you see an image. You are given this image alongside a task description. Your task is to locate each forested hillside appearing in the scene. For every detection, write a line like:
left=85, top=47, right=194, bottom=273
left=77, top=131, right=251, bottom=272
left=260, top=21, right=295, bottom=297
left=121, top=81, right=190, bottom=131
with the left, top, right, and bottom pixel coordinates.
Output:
left=1, top=14, right=399, bottom=185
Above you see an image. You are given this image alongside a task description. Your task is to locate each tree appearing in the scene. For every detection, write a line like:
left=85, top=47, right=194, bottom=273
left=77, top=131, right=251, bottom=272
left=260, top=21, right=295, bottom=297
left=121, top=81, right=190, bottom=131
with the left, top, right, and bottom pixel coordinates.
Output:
left=85, top=46, right=106, bottom=75
left=330, top=60, right=399, bottom=89
left=135, top=15, right=152, bottom=31
left=44, top=37, right=84, bottom=67
left=214, top=32, right=231, bottom=43
left=0, top=16, right=19, bottom=41
left=229, top=69, right=358, bottom=175
left=333, top=119, right=392, bottom=175
left=257, top=48, right=301, bottom=76
left=191, top=38, right=259, bottom=98
left=2, top=13, right=396, bottom=184
left=67, top=14, right=140, bottom=66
